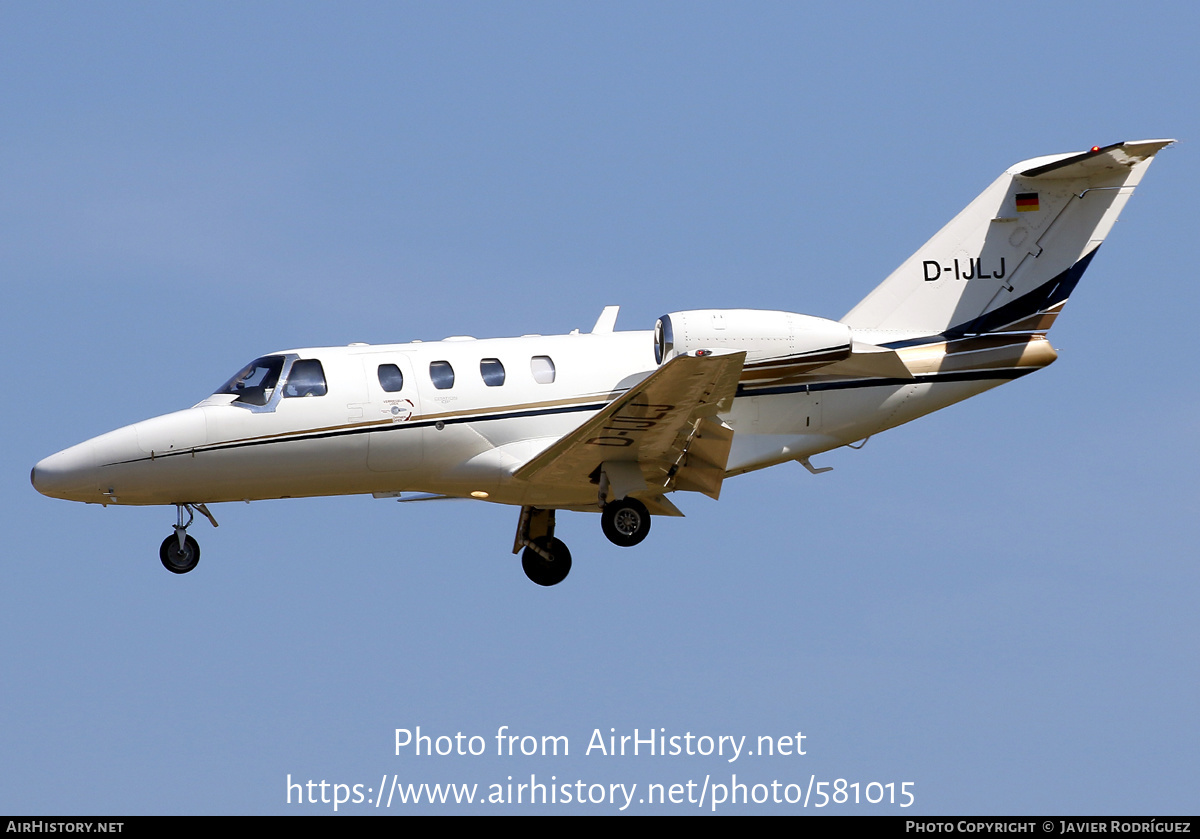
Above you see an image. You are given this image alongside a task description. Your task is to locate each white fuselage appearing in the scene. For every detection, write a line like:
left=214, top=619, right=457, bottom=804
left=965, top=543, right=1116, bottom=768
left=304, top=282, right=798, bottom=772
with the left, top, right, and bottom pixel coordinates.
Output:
left=31, top=327, right=1042, bottom=511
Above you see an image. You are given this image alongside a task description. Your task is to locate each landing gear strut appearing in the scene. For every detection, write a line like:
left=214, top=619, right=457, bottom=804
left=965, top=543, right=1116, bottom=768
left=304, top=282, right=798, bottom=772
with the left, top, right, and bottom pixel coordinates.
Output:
left=601, top=497, right=651, bottom=547
left=514, top=506, right=572, bottom=586
left=159, top=503, right=217, bottom=575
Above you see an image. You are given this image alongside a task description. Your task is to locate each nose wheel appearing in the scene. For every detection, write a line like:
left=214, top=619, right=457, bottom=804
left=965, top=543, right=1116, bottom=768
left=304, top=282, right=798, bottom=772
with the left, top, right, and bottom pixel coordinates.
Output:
left=159, top=503, right=217, bottom=574
left=160, top=533, right=200, bottom=574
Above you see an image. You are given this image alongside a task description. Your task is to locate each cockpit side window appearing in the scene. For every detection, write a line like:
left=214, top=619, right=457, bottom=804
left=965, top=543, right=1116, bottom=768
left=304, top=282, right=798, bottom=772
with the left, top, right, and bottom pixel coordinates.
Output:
left=283, top=359, right=328, bottom=398
left=216, top=355, right=285, bottom=406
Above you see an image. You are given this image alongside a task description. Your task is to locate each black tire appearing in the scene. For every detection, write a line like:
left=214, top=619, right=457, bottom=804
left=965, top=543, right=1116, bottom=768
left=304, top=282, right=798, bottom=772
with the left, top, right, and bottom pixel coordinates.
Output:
left=521, top=537, right=572, bottom=586
left=160, top=534, right=200, bottom=574
left=601, top=498, right=651, bottom=547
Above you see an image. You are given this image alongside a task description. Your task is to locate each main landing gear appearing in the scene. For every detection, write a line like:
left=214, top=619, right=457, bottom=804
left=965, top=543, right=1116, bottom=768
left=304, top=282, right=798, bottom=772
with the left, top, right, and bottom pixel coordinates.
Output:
left=601, top=497, right=651, bottom=547
left=512, top=497, right=654, bottom=587
left=513, top=507, right=572, bottom=586
left=159, top=503, right=218, bottom=575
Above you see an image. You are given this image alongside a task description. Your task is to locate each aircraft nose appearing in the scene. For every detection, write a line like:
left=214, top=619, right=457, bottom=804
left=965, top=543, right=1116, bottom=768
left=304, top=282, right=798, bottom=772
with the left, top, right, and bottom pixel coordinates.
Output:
left=31, top=442, right=98, bottom=501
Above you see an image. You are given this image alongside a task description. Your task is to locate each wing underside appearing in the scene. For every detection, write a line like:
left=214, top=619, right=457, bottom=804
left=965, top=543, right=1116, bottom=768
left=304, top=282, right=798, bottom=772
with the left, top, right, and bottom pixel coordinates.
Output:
left=513, top=350, right=746, bottom=509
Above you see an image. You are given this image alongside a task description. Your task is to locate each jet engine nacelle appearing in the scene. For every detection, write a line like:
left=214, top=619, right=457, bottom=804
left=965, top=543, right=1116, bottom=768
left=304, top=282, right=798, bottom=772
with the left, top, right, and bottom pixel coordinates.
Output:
left=654, top=309, right=853, bottom=365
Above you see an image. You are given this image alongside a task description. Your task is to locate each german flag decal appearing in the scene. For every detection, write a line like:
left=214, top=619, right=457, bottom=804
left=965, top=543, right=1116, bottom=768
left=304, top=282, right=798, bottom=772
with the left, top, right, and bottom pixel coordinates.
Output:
left=1015, top=192, right=1039, bottom=212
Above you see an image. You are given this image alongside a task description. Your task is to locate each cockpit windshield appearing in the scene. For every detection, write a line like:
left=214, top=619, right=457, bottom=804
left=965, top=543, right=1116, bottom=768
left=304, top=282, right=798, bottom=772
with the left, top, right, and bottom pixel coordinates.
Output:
left=215, top=356, right=285, bottom=406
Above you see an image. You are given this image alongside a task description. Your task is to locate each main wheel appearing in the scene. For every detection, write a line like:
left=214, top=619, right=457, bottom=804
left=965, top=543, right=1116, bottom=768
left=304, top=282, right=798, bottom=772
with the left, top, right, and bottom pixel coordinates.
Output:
left=601, top=498, right=651, bottom=547
left=521, top=537, right=572, bottom=586
left=160, top=534, right=200, bottom=574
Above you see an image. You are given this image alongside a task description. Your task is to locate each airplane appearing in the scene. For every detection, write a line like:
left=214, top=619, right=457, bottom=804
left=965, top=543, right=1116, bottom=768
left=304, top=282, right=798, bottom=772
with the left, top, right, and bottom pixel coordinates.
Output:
left=31, top=140, right=1173, bottom=586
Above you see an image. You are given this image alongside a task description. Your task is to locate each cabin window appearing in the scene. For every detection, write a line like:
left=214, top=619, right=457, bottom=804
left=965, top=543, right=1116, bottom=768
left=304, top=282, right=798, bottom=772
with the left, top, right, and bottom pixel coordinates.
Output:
left=430, top=360, right=455, bottom=390
left=216, top=355, right=286, bottom=407
left=480, top=358, right=505, bottom=387
left=283, top=359, right=328, bottom=397
left=530, top=355, right=556, bottom=384
left=378, top=363, right=404, bottom=393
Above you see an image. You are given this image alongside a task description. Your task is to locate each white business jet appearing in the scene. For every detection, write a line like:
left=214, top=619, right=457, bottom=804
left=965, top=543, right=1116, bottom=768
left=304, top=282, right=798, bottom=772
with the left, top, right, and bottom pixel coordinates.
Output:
left=32, top=140, right=1172, bottom=585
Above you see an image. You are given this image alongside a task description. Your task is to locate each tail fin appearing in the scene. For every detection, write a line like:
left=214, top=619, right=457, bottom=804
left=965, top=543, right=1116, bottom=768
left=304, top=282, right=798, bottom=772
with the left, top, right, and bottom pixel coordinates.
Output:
left=842, top=140, right=1173, bottom=341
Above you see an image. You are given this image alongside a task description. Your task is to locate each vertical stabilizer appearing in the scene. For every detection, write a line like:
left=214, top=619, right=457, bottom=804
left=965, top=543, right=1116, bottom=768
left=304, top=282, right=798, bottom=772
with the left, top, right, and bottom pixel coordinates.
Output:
left=842, top=140, right=1173, bottom=342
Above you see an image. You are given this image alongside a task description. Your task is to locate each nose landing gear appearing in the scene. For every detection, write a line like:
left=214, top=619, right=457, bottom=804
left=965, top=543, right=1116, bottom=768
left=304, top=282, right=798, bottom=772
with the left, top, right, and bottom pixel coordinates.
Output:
left=159, top=503, right=218, bottom=575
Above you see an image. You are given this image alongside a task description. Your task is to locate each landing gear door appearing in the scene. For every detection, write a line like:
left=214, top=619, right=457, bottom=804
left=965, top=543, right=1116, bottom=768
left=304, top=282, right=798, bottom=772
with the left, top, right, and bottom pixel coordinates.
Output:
left=359, top=354, right=424, bottom=472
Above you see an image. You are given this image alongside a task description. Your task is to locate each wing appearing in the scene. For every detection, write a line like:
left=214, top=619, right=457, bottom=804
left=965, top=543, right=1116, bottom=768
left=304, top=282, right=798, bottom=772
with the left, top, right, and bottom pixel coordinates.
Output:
left=513, top=350, right=746, bottom=506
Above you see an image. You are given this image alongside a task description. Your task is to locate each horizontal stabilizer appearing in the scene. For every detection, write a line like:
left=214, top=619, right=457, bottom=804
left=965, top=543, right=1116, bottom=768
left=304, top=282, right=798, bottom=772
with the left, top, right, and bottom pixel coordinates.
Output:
left=1020, top=140, right=1174, bottom=179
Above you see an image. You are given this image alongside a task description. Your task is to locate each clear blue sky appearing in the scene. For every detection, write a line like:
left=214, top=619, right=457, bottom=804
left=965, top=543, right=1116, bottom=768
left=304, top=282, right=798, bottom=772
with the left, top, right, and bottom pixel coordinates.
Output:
left=3, top=2, right=1196, bottom=814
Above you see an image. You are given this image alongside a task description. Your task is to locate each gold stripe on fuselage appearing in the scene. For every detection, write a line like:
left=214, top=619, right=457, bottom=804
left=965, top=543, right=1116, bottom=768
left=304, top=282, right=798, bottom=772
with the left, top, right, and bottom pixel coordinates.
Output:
left=189, top=391, right=621, bottom=455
